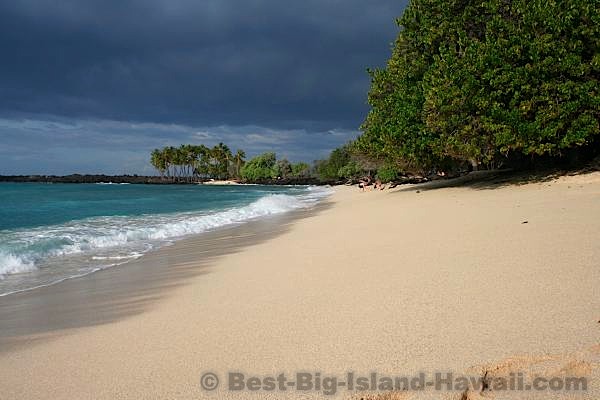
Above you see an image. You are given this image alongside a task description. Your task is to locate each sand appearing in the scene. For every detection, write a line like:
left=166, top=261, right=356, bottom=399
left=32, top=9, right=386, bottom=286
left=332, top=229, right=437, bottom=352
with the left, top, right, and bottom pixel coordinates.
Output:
left=0, top=172, right=599, bottom=399
left=201, top=180, right=241, bottom=185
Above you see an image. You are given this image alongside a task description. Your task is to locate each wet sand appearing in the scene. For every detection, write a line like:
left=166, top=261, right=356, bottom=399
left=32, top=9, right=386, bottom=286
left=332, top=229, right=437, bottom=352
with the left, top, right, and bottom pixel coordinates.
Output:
left=0, top=206, right=329, bottom=349
left=0, top=173, right=598, bottom=399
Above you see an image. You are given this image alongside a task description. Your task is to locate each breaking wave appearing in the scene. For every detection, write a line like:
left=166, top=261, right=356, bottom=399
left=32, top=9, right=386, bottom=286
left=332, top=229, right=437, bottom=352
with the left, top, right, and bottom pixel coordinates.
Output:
left=0, top=187, right=332, bottom=295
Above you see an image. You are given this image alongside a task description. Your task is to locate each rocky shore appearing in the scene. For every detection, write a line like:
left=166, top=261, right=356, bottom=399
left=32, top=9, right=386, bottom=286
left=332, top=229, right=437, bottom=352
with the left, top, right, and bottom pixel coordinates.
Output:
left=0, top=175, right=330, bottom=185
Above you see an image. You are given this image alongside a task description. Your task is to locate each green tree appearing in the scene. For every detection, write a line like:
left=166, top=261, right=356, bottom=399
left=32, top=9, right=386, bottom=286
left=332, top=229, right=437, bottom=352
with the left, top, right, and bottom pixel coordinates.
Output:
left=192, top=144, right=211, bottom=178
left=358, top=0, right=600, bottom=172
left=208, top=143, right=232, bottom=179
left=231, top=149, right=246, bottom=180
left=275, top=158, right=292, bottom=179
left=150, top=148, right=167, bottom=178
left=291, top=162, right=311, bottom=178
left=376, top=164, right=399, bottom=183
left=240, top=152, right=278, bottom=181
left=163, top=146, right=177, bottom=178
left=316, top=146, right=352, bottom=180
left=337, top=161, right=362, bottom=180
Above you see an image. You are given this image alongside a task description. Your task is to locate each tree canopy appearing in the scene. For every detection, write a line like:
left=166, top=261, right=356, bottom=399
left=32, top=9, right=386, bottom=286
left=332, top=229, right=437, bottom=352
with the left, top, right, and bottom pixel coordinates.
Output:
left=240, top=152, right=278, bottom=181
left=150, top=145, right=319, bottom=183
left=357, top=0, right=599, bottom=173
left=151, top=2, right=599, bottom=185
left=150, top=143, right=240, bottom=182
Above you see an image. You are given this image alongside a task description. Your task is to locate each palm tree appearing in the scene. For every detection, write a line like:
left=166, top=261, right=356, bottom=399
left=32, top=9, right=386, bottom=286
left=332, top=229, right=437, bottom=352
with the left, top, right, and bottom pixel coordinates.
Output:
left=150, top=143, right=251, bottom=182
left=150, top=148, right=167, bottom=178
left=232, top=149, right=246, bottom=179
left=179, top=144, right=197, bottom=182
left=193, top=145, right=210, bottom=179
left=164, top=146, right=177, bottom=180
left=208, top=143, right=232, bottom=179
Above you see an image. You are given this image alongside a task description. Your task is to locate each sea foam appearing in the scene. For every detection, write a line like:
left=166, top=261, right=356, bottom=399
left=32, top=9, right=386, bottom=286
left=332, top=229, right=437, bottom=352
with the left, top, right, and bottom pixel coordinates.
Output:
left=0, top=187, right=332, bottom=293
left=0, top=252, right=36, bottom=278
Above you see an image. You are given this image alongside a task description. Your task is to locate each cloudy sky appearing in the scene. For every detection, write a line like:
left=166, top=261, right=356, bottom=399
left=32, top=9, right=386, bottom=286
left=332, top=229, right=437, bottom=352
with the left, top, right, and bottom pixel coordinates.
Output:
left=0, top=0, right=407, bottom=175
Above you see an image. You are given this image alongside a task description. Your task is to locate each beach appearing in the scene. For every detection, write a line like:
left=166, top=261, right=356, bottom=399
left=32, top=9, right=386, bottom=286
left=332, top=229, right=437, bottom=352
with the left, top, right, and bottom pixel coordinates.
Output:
left=1, top=172, right=599, bottom=399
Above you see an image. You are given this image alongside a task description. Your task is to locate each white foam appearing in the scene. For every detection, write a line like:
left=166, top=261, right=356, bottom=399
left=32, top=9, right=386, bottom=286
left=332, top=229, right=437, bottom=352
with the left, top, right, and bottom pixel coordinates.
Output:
left=0, top=187, right=332, bottom=284
left=0, top=252, right=37, bottom=279
left=91, top=253, right=143, bottom=261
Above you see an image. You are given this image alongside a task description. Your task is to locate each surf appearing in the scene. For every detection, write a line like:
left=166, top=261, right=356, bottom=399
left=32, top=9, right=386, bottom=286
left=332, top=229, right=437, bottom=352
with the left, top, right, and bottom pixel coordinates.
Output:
left=0, top=186, right=332, bottom=296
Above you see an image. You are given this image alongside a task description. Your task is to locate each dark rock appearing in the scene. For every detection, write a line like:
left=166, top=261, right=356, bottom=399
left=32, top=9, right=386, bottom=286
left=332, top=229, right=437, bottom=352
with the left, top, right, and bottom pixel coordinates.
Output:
left=0, top=175, right=336, bottom=186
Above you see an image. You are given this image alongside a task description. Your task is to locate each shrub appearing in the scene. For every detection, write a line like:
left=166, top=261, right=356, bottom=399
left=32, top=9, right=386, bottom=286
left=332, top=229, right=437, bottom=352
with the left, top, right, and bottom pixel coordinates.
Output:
left=240, top=152, right=278, bottom=181
left=376, top=165, right=399, bottom=183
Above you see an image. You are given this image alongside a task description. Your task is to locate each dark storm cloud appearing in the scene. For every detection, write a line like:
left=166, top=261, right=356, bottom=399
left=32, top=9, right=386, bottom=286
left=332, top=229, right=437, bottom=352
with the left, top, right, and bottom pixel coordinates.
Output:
left=0, top=0, right=405, bottom=128
left=0, top=0, right=406, bottom=174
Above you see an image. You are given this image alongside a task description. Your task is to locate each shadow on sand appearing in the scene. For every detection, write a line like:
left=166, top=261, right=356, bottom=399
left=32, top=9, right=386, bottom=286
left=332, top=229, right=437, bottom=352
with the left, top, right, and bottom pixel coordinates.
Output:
left=0, top=202, right=331, bottom=351
left=390, top=167, right=599, bottom=193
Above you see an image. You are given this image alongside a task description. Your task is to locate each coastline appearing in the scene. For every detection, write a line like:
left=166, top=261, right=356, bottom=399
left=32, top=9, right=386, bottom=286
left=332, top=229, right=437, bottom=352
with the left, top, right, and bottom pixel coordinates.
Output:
left=0, top=184, right=331, bottom=296
left=0, top=175, right=328, bottom=185
left=1, top=173, right=599, bottom=399
left=0, top=204, right=329, bottom=349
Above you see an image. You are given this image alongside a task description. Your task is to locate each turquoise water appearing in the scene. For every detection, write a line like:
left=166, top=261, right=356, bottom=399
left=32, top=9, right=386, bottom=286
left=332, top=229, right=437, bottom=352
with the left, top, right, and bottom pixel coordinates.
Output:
left=0, top=183, right=303, bottom=230
left=0, top=183, right=330, bottom=296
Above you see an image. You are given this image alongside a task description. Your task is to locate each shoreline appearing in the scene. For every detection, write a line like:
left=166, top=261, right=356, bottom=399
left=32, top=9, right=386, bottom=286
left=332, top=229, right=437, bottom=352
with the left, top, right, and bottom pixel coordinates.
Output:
left=0, top=204, right=329, bottom=349
left=0, top=184, right=333, bottom=298
left=1, top=173, right=599, bottom=399
left=0, top=175, right=329, bottom=186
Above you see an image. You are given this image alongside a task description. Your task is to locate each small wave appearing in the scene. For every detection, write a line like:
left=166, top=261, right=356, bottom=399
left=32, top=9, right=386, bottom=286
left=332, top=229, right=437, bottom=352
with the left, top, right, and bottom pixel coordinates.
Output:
left=0, top=252, right=37, bottom=279
left=0, top=261, right=126, bottom=297
left=0, top=187, right=332, bottom=284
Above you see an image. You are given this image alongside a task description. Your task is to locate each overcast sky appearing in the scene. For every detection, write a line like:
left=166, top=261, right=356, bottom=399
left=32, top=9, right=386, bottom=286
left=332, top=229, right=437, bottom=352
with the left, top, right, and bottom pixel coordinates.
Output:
left=0, top=0, right=407, bottom=175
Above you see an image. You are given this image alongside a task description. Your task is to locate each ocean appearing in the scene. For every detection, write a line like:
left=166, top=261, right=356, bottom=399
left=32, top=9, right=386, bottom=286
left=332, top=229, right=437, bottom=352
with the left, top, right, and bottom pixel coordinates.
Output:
left=0, top=182, right=331, bottom=296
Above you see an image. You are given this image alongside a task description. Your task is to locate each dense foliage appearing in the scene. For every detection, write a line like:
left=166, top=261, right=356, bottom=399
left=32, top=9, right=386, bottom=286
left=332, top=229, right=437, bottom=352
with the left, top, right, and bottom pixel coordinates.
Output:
left=239, top=152, right=277, bottom=181
left=151, top=2, right=598, bottom=185
left=151, top=145, right=315, bottom=183
left=240, top=153, right=313, bottom=182
left=151, top=2, right=599, bottom=185
left=357, top=0, right=600, bottom=173
left=151, top=143, right=245, bottom=181
left=315, top=145, right=354, bottom=180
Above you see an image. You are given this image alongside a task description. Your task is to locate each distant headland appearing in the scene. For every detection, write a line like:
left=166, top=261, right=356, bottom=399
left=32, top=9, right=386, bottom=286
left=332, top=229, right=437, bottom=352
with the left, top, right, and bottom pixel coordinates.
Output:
left=0, top=174, right=326, bottom=186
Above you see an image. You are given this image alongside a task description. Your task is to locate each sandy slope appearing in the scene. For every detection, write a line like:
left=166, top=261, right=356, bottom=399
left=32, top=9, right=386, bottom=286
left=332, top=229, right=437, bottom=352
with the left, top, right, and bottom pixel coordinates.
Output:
left=1, top=172, right=599, bottom=399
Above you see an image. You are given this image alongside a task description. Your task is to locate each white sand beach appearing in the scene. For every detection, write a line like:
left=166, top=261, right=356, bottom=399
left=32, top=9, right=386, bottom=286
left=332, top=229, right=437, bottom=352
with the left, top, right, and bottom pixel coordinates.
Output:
left=1, top=172, right=599, bottom=399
